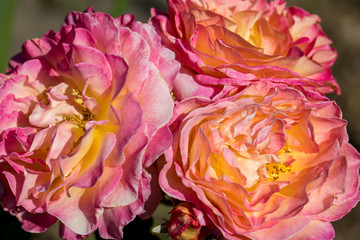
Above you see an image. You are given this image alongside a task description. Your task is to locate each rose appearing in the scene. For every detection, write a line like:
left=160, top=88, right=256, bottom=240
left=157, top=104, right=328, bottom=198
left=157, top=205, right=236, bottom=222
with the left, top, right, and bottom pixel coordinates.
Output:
left=0, top=8, right=179, bottom=239
left=151, top=0, right=339, bottom=100
left=167, top=202, right=202, bottom=240
left=159, top=82, right=360, bottom=239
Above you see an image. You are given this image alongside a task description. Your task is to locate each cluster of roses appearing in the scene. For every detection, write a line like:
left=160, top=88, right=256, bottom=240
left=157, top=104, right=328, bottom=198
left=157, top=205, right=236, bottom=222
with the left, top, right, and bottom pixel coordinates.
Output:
left=0, top=0, right=359, bottom=240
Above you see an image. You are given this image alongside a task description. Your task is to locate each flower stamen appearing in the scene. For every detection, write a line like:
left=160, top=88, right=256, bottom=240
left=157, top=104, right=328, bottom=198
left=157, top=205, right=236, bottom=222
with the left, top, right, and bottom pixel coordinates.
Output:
left=62, top=108, right=96, bottom=131
left=266, top=162, right=291, bottom=181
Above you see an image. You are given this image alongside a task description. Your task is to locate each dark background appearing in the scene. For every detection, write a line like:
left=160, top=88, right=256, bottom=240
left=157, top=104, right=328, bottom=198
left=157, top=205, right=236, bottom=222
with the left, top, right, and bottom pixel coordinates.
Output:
left=0, top=0, right=359, bottom=239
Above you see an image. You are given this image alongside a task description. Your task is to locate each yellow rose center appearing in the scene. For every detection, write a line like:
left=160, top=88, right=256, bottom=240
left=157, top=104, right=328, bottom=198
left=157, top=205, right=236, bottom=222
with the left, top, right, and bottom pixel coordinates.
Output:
left=62, top=108, right=96, bottom=131
left=266, top=162, right=292, bottom=181
left=59, top=88, right=96, bottom=130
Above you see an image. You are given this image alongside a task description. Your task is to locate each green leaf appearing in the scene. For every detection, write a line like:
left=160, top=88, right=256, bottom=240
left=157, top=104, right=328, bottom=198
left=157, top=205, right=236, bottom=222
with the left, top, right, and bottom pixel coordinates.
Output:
left=0, top=0, right=17, bottom=73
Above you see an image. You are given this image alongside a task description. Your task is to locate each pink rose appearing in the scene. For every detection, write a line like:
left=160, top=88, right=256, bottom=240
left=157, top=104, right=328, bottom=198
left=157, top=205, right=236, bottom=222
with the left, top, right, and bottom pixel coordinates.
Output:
left=160, top=82, right=360, bottom=239
left=167, top=202, right=202, bottom=240
left=151, top=0, right=339, bottom=100
left=0, top=8, right=179, bottom=239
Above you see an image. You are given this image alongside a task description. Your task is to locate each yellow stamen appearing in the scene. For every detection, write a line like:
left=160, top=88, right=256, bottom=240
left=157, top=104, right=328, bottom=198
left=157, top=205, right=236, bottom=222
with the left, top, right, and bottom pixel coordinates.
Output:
left=62, top=108, right=96, bottom=131
left=72, top=88, right=84, bottom=106
left=42, top=91, right=50, bottom=105
left=58, top=88, right=96, bottom=130
left=170, top=91, right=176, bottom=101
left=266, top=162, right=291, bottom=181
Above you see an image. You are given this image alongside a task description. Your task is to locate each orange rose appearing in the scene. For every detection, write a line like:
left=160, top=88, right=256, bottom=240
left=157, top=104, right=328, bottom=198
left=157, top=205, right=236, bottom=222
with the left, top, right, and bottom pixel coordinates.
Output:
left=151, top=0, right=339, bottom=100
left=160, top=82, right=360, bottom=239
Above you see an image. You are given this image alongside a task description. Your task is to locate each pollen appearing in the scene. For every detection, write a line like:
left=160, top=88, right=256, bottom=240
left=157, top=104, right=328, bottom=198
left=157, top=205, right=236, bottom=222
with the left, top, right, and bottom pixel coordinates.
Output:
left=62, top=108, right=96, bottom=131
left=59, top=88, right=96, bottom=130
left=72, top=88, right=84, bottom=106
left=265, top=162, right=292, bottom=181
left=170, top=91, right=176, bottom=101
left=42, top=91, right=50, bottom=105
